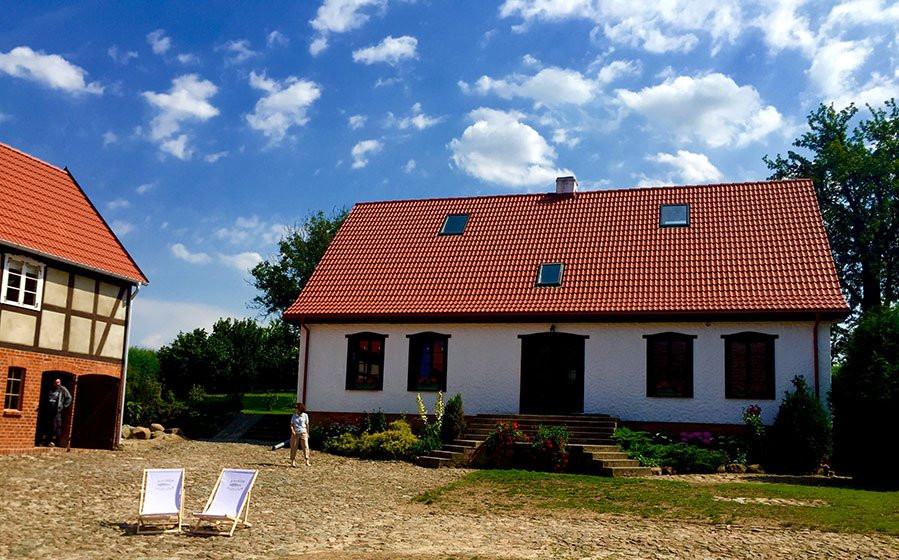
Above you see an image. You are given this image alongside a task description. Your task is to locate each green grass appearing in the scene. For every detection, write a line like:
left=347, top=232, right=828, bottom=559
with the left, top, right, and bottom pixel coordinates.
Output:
left=203, top=392, right=297, bottom=414
left=414, top=470, right=899, bottom=535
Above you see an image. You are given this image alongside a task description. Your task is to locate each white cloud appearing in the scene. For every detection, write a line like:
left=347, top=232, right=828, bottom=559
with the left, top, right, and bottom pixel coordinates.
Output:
left=351, top=139, right=383, bottom=168
left=171, top=243, right=211, bottom=264
left=648, top=150, right=723, bottom=183
left=177, top=53, right=199, bottom=65
left=0, top=46, right=103, bottom=94
left=597, top=60, right=641, bottom=86
left=808, top=38, right=873, bottom=102
left=142, top=74, right=219, bottom=159
left=465, top=66, right=597, bottom=107
left=449, top=107, right=571, bottom=187
left=348, top=114, right=367, bottom=129
left=102, top=131, right=118, bottom=146
left=617, top=73, right=783, bottom=148
left=522, top=54, right=540, bottom=67
left=267, top=31, right=289, bottom=48
left=246, top=71, right=322, bottom=142
left=352, top=35, right=418, bottom=65
left=387, top=103, right=442, bottom=130
left=106, top=199, right=130, bottom=211
left=204, top=150, right=229, bottom=163
left=552, top=128, right=581, bottom=148
left=110, top=219, right=135, bottom=236
left=220, top=39, right=258, bottom=64
left=309, top=0, right=387, bottom=54
left=107, top=45, right=138, bottom=65
left=499, top=1, right=742, bottom=54
left=147, top=29, right=172, bottom=55
left=404, top=159, right=416, bottom=173
left=135, top=183, right=155, bottom=195
left=131, top=297, right=244, bottom=349
left=215, top=215, right=288, bottom=246
left=218, top=251, right=264, bottom=273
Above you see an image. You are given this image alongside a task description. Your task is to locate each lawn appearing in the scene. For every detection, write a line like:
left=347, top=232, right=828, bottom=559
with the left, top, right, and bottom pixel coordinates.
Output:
left=415, top=470, right=899, bottom=536
left=203, top=392, right=296, bottom=414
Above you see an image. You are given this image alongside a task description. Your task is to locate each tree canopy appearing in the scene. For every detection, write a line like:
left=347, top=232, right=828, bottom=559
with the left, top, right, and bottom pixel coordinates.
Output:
left=764, top=100, right=899, bottom=313
left=250, top=208, right=349, bottom=317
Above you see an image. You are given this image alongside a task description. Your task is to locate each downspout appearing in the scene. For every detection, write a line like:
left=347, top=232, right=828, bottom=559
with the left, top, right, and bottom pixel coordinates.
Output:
left=116, top=283, right=141, bottom=447
left=812, top=313, right=821, bottom=400
left=301, top=319, right=311, bottom=405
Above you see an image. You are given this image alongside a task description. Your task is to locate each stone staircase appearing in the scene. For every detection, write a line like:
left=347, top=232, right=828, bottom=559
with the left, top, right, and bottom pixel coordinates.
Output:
left=416, top=413, right=653, bottom=477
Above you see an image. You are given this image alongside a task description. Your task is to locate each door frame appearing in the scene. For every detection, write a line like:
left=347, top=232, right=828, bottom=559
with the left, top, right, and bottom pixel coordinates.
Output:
left=518, top=331, right=587, bottom=414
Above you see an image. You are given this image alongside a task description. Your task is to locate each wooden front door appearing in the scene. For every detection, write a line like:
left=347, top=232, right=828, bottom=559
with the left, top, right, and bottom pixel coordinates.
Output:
left=70, top=374, right=120, bottom=449
left=519, top=332, right=585, bottom=414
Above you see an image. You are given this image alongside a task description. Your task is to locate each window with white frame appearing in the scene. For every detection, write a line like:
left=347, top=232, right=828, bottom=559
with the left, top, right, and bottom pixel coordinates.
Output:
left=1, top=255, right=45, bottom=310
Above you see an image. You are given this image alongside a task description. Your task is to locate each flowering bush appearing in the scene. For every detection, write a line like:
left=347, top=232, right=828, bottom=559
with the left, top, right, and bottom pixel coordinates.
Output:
left=416, top=391, right=444, bottom=432
left=680, top=431, right=715, bottom=446
left=531, top=424, right=570, bottom=472
left=742, top=404, right=765, bottom=438
left=483, top=420, right=529, bottom=457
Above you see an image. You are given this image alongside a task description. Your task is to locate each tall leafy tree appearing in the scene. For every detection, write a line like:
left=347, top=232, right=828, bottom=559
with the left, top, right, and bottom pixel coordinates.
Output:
left=251, top=209, right=349, bottom=316
left=764, top=100, right=899, bottom=312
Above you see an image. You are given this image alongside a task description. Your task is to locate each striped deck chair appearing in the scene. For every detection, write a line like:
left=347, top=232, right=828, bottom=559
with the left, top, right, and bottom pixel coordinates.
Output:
left=137, top=468, right=185, bottom=534
left=190, top=468, right=258, bottom=537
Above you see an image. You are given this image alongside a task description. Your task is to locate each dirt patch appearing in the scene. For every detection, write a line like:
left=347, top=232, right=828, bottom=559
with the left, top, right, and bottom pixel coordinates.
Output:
left=712, top=496, right=829, bottom=507
left=0, top=438, right=896, bottom=560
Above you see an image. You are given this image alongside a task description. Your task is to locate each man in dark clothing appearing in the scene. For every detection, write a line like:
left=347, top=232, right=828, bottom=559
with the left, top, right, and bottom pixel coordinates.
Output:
left=46, top=378, right=72, bottom=447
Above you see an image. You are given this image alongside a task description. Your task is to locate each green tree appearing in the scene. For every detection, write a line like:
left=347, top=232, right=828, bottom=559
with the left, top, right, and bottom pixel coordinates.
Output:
left=157, top=327, right=215, bottom=398
left=765, top=376, right=832, bottom=474
left=250, top=209, right=349, bottom=316
left=831, top=305, right=899, bottom=484
left=124, top=347, right=163, bottom=425
left=764, top=100, right=899, bottom=313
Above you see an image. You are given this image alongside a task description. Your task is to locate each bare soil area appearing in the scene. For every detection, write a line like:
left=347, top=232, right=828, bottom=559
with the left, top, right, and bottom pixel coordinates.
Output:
left=0, top=437, right=896, bottom=560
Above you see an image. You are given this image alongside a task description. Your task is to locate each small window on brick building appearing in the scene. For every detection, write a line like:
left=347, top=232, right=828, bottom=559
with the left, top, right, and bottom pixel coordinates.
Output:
left=4, top=367, right=24, bottom=410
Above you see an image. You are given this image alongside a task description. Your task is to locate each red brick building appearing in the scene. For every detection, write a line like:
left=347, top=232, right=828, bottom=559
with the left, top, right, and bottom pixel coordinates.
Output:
left=0, top=142, right=147, bottom=452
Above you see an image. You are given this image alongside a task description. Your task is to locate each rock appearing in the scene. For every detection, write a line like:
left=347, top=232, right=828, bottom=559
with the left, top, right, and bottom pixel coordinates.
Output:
left=121, top=425, right=133, bottom=439
left=725, top=463, right=747, bottom=474
left=662, top=466, right=676, bottom=475
left=131, top=427, right=151, bottom=440
left=165, top=427, right=182, bottom=435
left=150, top=423, right=165, bottom=432
left=150, top=430, right=165, bottom=439
left=816, top=464, right=832, bottom=476
left=649, top=466, right=662, bottom=476
left=746, top=464, right=765, bottom=474
left=717, top=464, right=727, bottom=473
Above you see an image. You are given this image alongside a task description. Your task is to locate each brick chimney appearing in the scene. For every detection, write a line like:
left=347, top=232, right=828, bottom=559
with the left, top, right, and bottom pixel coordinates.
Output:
left=555, top=176, right=578, bottom=194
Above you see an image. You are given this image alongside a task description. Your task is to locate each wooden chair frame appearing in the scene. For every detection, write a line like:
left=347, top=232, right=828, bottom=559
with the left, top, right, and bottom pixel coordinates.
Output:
left=190, top=468, right=258, bottom=537
left=137, top=468, right=185, bottom=534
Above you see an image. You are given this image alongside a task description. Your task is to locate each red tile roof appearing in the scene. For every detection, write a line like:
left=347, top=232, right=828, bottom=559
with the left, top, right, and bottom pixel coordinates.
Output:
left=284, top=179, right=848, bottom=321
left=0, top=142, right=147, bottom=285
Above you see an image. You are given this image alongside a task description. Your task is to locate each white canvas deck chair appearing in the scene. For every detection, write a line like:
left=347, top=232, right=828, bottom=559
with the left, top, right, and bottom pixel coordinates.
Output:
left=190, top=468, right=258, bottom=537
left=137, top=468, right=185, bottom=534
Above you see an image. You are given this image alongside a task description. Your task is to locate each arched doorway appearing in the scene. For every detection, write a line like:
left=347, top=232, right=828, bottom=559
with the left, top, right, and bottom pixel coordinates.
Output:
left=34, top=371, right=75, bottom=446
left=71, top=374, right=120, bottom=449
left=519, top=332, right=586, bottom=414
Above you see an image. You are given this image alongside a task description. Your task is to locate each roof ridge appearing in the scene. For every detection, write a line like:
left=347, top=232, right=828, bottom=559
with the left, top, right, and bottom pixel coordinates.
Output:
left=352, top=178, right=812, bottom=207
left=0, top=141, right=67, bottom=175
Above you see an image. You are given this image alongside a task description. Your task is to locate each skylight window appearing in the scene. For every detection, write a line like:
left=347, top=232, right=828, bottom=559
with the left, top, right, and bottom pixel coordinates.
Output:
left=660, top=204, right=690, bottom=227
left=536, top=263, right=564, bottom=286
left=440, top=213, right=469, bottom=235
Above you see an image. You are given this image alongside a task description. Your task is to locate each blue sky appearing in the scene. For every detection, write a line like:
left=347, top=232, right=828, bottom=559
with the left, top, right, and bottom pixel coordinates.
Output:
left=1, top=1, right=897, bottom=348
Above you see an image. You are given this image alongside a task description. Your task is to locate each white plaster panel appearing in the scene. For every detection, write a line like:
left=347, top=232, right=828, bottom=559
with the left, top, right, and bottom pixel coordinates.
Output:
left=0, top=311, right=36, bottom=345
left=299, top=320, right=833, bottom=424
left=96, top=282, right=120, bottom=316
left=43, top=268, right=69, bottom=307
left=68, top=316, right=92, bottom=354
left=71, top=275, right=96, bottom=313
left=38, top=310, right=65, bottom=350
left=100, top=323, right=125, bottom=359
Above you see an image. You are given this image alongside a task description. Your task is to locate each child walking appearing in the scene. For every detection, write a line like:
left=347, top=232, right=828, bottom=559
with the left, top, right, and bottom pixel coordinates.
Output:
left=289, top=403, right=311, bottom=467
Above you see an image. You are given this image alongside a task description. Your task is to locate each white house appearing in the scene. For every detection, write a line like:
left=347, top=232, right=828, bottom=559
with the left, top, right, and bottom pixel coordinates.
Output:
left=283, top=178, right=848, bottom=427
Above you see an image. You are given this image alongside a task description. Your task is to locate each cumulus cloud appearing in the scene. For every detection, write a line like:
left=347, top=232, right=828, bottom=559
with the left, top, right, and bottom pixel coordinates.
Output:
left=617, top=73, right=782, bottom=148
left=404, top=159, right=416, bottom=173
left=647, top=150, right=723, bottom=184
left=110, top=220, right=135, bottom=236
left=218, top=251, right=263, bottom=273
left=135, top=183, right=155, bottom=195
left=596, top=59, right=641, bottom=86
left=107, top=45, right=138, bottom=65
left=449, top=108, right=571, bottom=187
left=309, top=0, right=387, bottom=55
left=465, top=67, right=596, bottom=107
left=177, top=53, right=199, bottom=65
left=102, top=131, right=118, bottom=146
left=220, top=39, right=258, bottom=64
left=131, top=297, right=244, bottom=348
left=147, top=29, right=172, bottom=55
left=0, top=46, right=103, bottom=94
left=246, top=71, right=322, bottom=142
left=216, top=215, right=289, bottom=246
left=348, top=114, right=366, bottom=129
left=142, top=74, right=219, bottom=159
left=352, top=35, right=418, bottom=65
left=351, top=139, right=383, bottom=168
left=106, top=199, right=130, bottom=211
left=204, top=151, right=228, bottom=163
left=386, top=103, right=442, bottom=130
left=267, top=31, right=289, bottom=48
left=171, top=243, right=211, bottom=264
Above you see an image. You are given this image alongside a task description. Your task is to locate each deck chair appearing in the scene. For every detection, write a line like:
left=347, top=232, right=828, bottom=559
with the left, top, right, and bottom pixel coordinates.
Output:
left=137, top=468, right=185, bottom=534
left=190, top=468, right=258, bottom=537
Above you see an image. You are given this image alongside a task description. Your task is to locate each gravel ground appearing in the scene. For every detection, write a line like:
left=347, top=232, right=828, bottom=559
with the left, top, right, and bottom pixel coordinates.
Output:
left=1, top=436, right=897, bottom=560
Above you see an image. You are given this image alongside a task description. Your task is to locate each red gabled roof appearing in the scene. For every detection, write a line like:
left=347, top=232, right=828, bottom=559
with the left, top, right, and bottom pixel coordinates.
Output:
left=284, top=179, right=848, bottom=321
left=0, top=142, right=147, bottom=285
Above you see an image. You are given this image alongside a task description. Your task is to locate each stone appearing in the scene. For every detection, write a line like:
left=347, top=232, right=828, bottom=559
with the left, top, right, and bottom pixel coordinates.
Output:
left=717, top=464, right=727, bottom=473
left=725, top=463, right=747, bottom=474
left=165, top=427, right=182, bottom=435
left=649, top=466, right=662, bottom=476
left=746, top=464, right=765, bottom=474
left=150, top=430, right=165, bottom=439
left=662, top=465, right=676, bottom=475
left=150, top=423, right=165, bottom=432
left=131, top=427, right=151, bottom=440
left=121, top=425, right=133, bottom=439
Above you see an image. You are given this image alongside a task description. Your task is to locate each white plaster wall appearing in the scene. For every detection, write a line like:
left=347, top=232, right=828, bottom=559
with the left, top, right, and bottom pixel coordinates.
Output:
left=299, top=320, right=833, bottom=425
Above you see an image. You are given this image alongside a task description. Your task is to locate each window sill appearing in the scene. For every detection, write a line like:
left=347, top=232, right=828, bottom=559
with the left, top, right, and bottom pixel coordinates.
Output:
left=2, top=409, right=23, bottom=417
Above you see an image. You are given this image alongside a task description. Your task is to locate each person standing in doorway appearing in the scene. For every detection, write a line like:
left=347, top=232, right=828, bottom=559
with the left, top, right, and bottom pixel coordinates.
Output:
left=289, top=403, right=311, bottom=467
left=46, top=378, right=72, bottom=447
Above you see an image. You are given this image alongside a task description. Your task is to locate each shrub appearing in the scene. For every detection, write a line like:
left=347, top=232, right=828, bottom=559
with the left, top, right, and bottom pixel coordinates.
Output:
left=310, top=422, right=361, bottom=449
left=363, top=409, right=388, bottom=434
left=742, top=404, right=766, bottom=463
left=482, top=420, right=530, bottom=456
left=359, top=420, right=420, bottom=460
left=614, top=427, right=727, bottom=473
left=765, top=376, right=832, bottom=474
left=531, top=425, right=570, bottom=472
left=832, top=306, right=899, bottom=484
left=440, top=393, right=465, bottom=443
left=324, top=432, right=362, bottom=456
